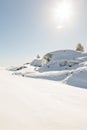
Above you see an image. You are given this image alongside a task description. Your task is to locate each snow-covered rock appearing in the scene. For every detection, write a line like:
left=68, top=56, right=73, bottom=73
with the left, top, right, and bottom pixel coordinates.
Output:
left=30, top=59, right=42, bottom=67
left=8, top=66, right=27, bottom=71
left=9, top=49, right=87, bottom=89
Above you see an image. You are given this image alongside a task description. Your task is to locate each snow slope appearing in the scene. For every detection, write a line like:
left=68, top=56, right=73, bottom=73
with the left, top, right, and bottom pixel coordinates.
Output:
left=10, top=50, right=87, bottom=89
left=0, top=69, right=87, bottom=130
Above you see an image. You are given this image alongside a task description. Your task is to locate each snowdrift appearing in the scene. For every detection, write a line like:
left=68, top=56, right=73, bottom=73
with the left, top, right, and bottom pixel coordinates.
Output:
left=9, top=50, right=87, bottom=89
left=0, top=69, right=87, bottom=130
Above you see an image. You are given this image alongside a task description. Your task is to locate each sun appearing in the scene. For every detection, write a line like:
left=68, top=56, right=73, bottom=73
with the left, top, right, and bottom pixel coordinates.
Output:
left=57, top=2, right=72, bottom=21
left=53, top=1, right=73, bottom=29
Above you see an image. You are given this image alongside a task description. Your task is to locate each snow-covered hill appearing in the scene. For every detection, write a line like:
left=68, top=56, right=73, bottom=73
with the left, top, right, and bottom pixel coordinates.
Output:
left=0, top=69, right=87, bottom=130
left=9, top=50, right=87, bottom=89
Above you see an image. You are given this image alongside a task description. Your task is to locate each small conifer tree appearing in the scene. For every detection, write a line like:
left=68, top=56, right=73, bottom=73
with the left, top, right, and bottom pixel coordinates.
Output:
left=76, top=43, right=84, bottom=52
left=36, top=54, right=40, bottom=59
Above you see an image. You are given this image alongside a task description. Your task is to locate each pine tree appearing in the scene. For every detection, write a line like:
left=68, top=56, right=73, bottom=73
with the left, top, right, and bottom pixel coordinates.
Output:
left=36, top=54, right=40, bottom=59
left=76, top=43, right=84, bottom=52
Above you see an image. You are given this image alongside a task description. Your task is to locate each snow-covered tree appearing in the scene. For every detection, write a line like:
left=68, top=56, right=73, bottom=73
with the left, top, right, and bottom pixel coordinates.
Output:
left=76, top=43, right=84, bottom=52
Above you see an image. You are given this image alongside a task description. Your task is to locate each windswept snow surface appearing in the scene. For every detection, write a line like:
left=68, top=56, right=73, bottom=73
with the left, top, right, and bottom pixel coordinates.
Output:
left=0, top=69, right=87, bottom=130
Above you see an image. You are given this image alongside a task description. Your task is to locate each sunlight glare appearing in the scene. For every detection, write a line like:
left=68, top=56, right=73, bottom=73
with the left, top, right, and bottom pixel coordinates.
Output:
left=57, top=2, right=72, bottom=21
left=53, top=1, right=73, bottom=29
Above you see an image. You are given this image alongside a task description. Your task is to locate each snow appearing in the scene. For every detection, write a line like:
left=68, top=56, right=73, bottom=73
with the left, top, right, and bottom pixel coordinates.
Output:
left=30, top=59, right=42, bottom=67
left=64, top=67, right=87, bottom=88
left=0, top=69, right=87, bottom=130
left=11, top=50, right=87, bottom=89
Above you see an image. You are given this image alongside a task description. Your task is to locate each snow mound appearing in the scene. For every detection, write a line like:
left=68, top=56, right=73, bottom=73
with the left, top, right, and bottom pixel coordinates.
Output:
left=40, top=50, right=83, bottom=71
left=9, top=50, right=87, bottom=89
left=64, top=67, right=87, bottom=88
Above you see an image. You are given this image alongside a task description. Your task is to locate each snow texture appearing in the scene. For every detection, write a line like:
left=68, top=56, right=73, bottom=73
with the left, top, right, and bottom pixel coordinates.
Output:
left=0, top=69, right=87, bottom=130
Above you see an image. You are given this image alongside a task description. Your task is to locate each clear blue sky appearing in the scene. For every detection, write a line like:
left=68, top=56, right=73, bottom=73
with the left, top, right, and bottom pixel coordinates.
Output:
left=0, top=0, right=87, bottom=66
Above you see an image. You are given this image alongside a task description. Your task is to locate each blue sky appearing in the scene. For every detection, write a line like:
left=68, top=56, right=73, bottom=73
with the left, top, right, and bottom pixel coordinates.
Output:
left=0, top=0, right=87, bottom=66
